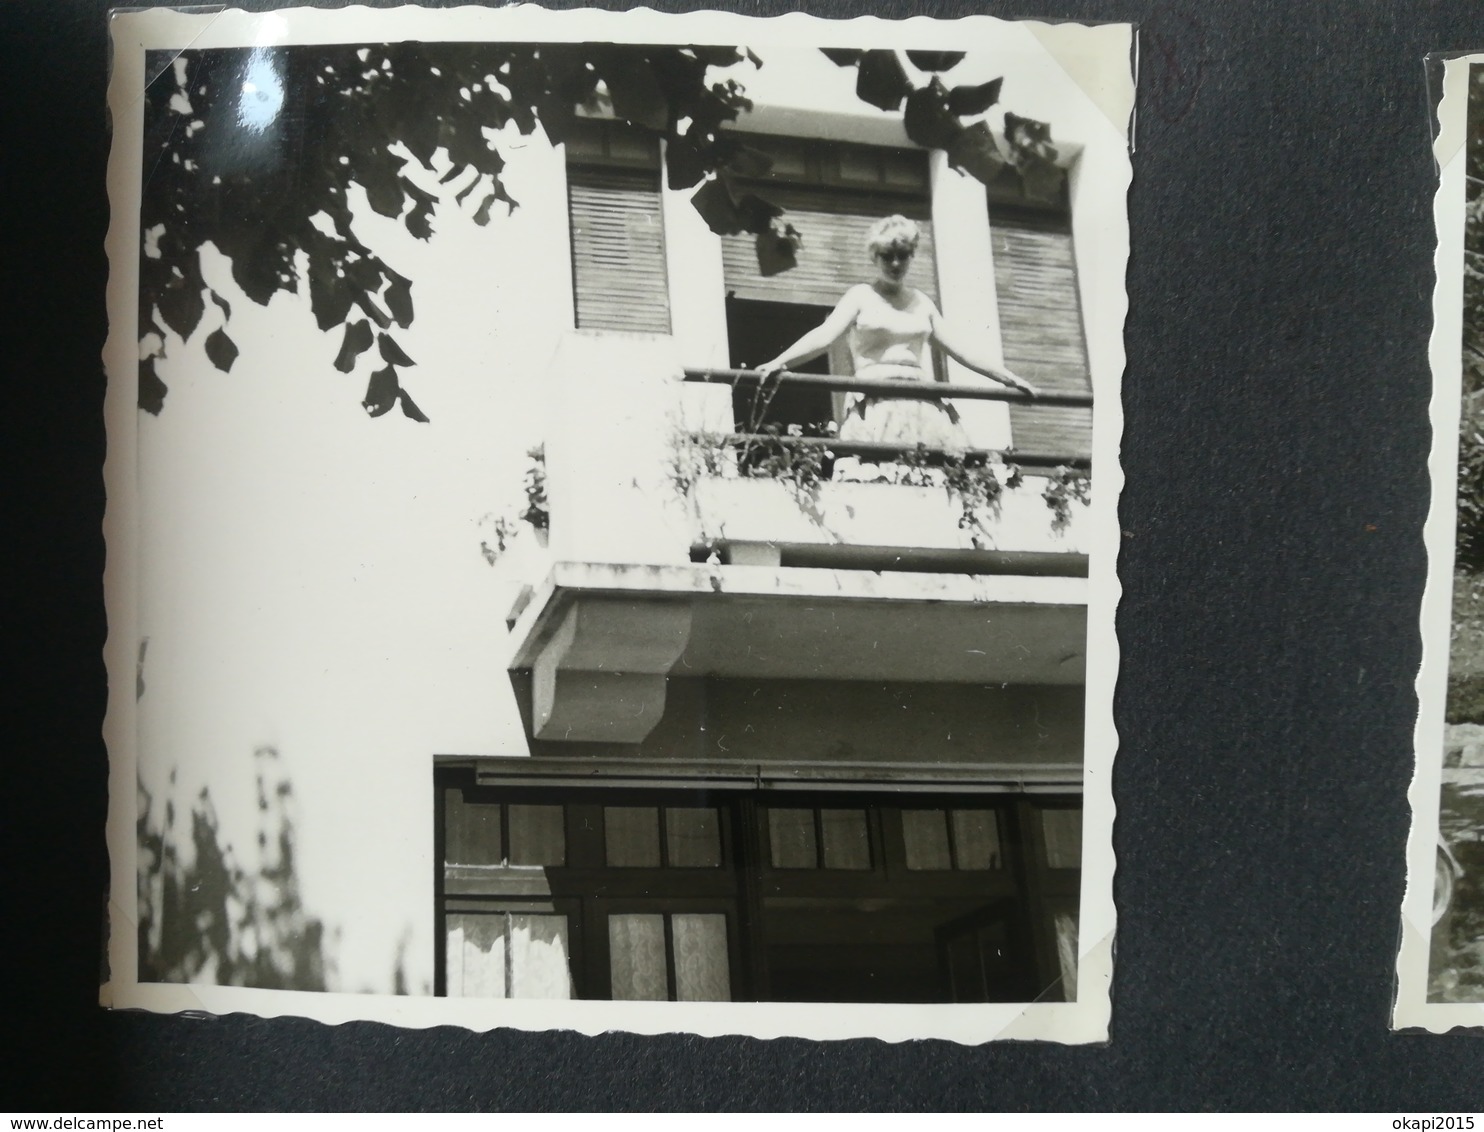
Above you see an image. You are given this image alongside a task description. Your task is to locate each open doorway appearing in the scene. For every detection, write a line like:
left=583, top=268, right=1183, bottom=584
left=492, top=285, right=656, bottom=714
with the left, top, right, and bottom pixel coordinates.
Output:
left=725, top=296, right=842, bottom=434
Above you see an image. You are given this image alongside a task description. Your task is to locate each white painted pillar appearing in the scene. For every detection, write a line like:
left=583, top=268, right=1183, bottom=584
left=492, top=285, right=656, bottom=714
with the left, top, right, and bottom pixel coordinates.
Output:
left=1065, top=153, right=1115, bottom=398
left=659, top=147, right=735, bottom=436
left=928, top=150, right=1012, bottom=450
left=544, top=332, right=695, bottom=568
left=545, top=143, right=578, bottom=332
left=659, top=148, right=731, bottom=371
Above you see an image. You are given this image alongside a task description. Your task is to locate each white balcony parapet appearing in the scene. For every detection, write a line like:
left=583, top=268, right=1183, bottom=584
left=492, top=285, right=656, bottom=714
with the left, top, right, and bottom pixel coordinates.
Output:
left=689, top=476, right=1092, bottom=563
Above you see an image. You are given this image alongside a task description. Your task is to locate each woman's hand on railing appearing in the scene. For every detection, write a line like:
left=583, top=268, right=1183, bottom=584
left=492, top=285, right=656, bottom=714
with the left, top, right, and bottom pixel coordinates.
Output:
left=755, top=360, right=788, bottom=380
left=1002, top=371, right=1039, bottom=398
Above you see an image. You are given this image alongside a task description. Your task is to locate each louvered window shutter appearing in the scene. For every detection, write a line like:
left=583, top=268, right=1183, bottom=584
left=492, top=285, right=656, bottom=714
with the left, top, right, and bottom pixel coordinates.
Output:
left=990, top=205, right=1092, bottom=461
left=568, top=168, right=670, bottom=334
left=721, top=188, right=939, bottom=308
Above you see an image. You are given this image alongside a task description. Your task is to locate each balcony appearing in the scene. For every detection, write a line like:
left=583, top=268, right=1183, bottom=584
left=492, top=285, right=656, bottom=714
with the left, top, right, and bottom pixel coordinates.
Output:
left=677, top=367, right=1093, bottom=573
left=507, top=333, right=1095, bottom=745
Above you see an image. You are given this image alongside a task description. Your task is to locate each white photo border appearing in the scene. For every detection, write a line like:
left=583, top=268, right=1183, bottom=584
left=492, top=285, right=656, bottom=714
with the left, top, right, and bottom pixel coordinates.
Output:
left=1395, top=51, right=1484, bottom=1032
left=101, top=4, right=1131, bottom=1045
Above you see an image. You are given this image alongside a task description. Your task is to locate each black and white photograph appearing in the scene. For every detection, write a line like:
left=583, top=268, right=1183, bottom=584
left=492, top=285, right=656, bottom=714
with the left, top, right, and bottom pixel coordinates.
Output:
left=101, top=5, right=1130, bottom=1043
left=1397, top=52, right=1484, bottom=1029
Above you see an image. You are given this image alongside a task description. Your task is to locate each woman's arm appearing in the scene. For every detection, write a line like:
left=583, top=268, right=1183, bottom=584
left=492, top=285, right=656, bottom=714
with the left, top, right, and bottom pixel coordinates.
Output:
left=756, top=288, right=863, bottom=376
left=928, top=304, right=1039, bottom=396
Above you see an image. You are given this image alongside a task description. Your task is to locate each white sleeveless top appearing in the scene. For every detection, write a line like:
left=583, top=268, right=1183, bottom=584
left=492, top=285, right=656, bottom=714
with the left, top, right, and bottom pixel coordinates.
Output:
left=847, top=287, right=934, bottom=379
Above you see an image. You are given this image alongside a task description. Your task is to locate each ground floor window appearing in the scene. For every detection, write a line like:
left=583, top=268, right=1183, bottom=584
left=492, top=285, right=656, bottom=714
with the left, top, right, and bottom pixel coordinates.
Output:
left=435, top=770, right=1081, bottom=1004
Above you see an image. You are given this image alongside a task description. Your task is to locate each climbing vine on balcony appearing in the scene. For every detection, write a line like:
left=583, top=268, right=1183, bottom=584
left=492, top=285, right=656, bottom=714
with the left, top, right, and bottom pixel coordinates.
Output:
left=894, top=443, right=1028, bottom=548
left=520, top=445, right=549, bottom=531
left=479, top=445, right=549, bottom=567
left=668, top=422, right=837, bottom=526
left=669, top=427, right=1089, bottom=546
left=1042, top=465, right=1092, bottom=533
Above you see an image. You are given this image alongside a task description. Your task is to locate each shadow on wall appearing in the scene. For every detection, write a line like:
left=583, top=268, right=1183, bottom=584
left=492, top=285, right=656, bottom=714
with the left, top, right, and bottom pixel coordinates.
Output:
left=136, top=745, right=334, bottom=991
left=136, top=745, right=428, bottom=995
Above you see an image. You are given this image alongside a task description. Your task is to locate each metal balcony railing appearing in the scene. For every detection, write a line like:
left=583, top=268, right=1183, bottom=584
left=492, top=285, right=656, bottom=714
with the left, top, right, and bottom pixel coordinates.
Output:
left=681, top=368, right=1093, bottom=470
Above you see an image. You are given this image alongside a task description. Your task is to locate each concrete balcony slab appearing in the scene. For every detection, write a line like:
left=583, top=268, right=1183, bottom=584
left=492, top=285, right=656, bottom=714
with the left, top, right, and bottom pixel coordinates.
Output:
left=507, top=561, right=1087, bottom=743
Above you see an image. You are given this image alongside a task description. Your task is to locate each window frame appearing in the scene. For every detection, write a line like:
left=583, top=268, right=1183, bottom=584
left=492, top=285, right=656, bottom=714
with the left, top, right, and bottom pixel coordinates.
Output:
left=564, top=120, right=671, bottom=335
left=435, top=768, right=1082, bottom=1003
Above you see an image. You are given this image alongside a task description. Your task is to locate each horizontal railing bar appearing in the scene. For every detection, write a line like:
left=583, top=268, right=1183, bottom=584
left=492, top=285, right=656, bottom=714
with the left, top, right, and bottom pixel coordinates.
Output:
left=719, top=432, right=1091, bottom=471
left=682, top=366, right=1095, bottom=409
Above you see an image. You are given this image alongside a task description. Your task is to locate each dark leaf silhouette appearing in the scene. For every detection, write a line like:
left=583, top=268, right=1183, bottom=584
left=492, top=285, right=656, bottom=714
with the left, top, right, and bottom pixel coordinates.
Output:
left=724, top=144, right=774, bottom=179
left=377, top=332, right=416, bottom=367
left=139, top=357, right=167, bottom=415
left=204, top=327, right=239, bottom=372
left=855, top=49, right=912, bottom=111
left=403, top=179, right=439, bottom=240
left=333, top=319, right=374, bottom=373
left=1004, top=111, right=1054, bottom=148
left=904, top=78, right=962, bottom=151
left=690, top=175, right=748, bottom=235
left=688, top=45, right=747, bottom=67
left=384, top=274, right=414, bottom=328
left=1003, top=111, right=1065, bottom=200
left=755, top=223, right=801, bottom=277
left=820, top=47, right=864, bottom=67
left=1020, top=159, right=1065, bottom=202
left=399, top=389, right=430, bottom=423
left=473, top=184, right=516, bottom=226
left=363, top=365, right=400, bottom=418
left=948, top=77, right=1002, bottom=116
left=947, top=122, right=1010, bottom=183
left=307, top=257, right=356, bottom=332
left=734, top=191, right=784, bottom=234
left=665, top=136, right=710, bottom=191
left=906, top=50, right=966, bottom=72
left=157, top=266, right=206, bottom=339
left=136, top=748, right=334, bottom=991
left=603, top=52, right=670, bottom=131
left=139, top=42, right=1054, bottom=417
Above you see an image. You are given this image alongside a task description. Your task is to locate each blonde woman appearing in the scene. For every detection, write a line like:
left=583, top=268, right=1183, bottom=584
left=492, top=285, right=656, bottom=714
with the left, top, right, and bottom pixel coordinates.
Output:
left=756, top=214, right=1037, bottom=455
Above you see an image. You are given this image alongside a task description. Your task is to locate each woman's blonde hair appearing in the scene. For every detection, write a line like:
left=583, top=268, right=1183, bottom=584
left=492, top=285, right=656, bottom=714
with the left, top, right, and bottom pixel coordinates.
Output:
left=865, top=214, right=920, bottom=257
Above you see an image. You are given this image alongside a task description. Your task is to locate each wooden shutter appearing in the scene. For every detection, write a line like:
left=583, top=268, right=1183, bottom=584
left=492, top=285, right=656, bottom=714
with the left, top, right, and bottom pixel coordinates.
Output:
left=568, top=168, right=670, bottom=333
left=721, top=187, right=938, bottom=308
left=991, top=205, right=1092, bottom=460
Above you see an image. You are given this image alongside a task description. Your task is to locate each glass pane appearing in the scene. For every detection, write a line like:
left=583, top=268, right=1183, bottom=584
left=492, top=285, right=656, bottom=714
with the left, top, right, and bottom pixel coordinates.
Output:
left=1041, top=808, right=1082, bottom=870
left=605, top=806, right=661, bottom=868
left=766, top=143, right=807, bottom=178
left=946, top=931, right=986, bottom=1002
left=820, top=808, right=870, bottom=870
left=976, top=920, right=1011, bottom=971
left=951, top=809, right=1002, bottom=871
left=882, top=150, right=927, bottom=190
left=1054, top=911, right=1079, bottom=1002
left=608, top=128, right=658, bottom=163
left=609, top=913, right=668, bottom=1001
left=508, top=914, right=572, bottom=1000
left=564, top=129, right=604, bottom=160
left=665, top=807, right=721, bottom=868
left=508, top=804, right=565, bottom=866
left=837, top=148, right=879, bottom=185
left=445, top=912, right=507, bottom=998
left=902, top=809, right=952, bottom=870
left=768, top=808, right=818, bottom=869
left=672, top=914, right=730, bottom=1001
left=443, top=790, right=502, bottom=866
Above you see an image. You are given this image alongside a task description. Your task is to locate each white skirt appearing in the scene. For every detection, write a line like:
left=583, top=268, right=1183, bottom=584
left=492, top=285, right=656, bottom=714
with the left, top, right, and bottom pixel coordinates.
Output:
left=834, top=396, right=969, bottom=483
